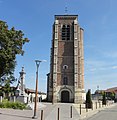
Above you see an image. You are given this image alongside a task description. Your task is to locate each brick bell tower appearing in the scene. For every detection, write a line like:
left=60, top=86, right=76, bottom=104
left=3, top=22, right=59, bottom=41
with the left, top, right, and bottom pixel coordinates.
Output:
left=47, top=15, right=85, bottom=104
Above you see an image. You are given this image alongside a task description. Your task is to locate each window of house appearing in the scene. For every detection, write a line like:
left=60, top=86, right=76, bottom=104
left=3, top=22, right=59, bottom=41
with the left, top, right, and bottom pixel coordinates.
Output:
left=62, top=25, right=70, bottom=40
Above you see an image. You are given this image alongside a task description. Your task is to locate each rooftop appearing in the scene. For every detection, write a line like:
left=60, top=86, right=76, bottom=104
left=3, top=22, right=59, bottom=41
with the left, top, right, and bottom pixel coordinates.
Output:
left=55, top=15, right=78, bottom=20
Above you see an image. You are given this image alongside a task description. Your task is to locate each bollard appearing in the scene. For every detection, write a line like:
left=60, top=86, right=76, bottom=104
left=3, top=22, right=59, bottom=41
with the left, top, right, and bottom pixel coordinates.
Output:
left=86, top=108, right=88, bottom=112
left=80, top=104, right=82, bottom=115
left=70, top=106, right=72, bottom=118
left=27, top=97, right=29, bottom=104
left=0, top=96, right=2, bottom=102
left=92, top=103, right=93, bottom=110
left=57, top=108, right=60, bottom=120
left=96, top=102, right=97, bottom=109
left=86, top=103, right=88, bottom=112
left=99, top=102, right=101, bottom=108
left=13, top=96, right=16, bottom=102
left=41, top=110, right=43, bottom=120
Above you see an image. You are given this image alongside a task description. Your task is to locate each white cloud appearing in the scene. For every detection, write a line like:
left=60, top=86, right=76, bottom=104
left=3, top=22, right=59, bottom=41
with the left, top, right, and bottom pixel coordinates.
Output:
left=90, top=68, right=96, bottom=72
left=103, top=51, right=117, bottom=58
left=112, top=66, right=117, bottom=69
left=85, top=60, right=108, bottom=69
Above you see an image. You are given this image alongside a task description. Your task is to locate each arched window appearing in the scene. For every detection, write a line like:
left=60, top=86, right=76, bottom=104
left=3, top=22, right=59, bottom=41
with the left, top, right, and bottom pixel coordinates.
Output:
left=63, top=65, right=68, bottom=70
left=63, top=76, right=68, bottom=85
left=62, top=24, right=70, bottom=40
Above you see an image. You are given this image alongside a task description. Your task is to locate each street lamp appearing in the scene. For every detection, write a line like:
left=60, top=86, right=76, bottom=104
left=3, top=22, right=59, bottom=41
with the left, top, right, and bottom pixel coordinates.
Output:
left=97, top=85, right=99, bottom=102
left=32, top=60, right=42, bottom=119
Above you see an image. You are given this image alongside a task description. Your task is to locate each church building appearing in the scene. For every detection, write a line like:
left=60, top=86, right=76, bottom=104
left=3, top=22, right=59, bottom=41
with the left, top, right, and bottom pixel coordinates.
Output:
left=47, top=15, right=85, bottom=103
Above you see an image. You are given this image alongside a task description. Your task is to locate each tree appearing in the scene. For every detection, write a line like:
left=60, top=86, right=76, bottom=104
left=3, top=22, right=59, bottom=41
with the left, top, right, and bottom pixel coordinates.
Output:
left=3, top=80, right=11, bottom=99
left=0, top=20, right=29, bottom=85
left=86, top=89, right=92, bottom=108
left=102, top=92, right=106, bottom=105
left=108, top=92, right=115, bottom=100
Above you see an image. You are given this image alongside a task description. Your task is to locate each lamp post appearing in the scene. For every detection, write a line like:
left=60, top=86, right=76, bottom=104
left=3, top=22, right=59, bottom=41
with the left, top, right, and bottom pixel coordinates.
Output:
left=32, top=60, right=42, bottom=119
left=97, top=85, right=99, bottom=102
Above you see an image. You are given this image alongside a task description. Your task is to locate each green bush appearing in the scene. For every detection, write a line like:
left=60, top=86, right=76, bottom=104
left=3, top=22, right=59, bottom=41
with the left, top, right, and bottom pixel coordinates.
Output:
left=0, top=99, right=26, bottom=110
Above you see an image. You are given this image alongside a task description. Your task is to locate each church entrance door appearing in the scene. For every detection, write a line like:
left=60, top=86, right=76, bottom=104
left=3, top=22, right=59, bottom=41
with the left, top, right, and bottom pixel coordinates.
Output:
left=61, top=91, right=70, bottom=103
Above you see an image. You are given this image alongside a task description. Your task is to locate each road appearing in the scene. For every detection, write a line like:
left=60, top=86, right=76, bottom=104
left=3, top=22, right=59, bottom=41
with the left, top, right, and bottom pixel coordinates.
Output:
left=84, top=104, right=117, bottom=120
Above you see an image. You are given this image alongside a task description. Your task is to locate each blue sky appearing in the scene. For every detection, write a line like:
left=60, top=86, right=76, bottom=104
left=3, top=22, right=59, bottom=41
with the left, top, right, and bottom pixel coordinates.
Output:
left=0, top=0, right=117, bottom=93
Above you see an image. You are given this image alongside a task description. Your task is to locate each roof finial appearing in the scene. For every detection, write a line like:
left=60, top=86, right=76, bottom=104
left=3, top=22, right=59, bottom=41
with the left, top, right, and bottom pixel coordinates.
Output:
left=65, top=0, right=68, bottom=15
left=65, top=6, right=68, bottom=15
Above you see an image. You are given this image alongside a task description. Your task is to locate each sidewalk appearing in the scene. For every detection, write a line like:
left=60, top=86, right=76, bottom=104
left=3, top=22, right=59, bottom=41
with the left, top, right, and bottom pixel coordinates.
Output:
left=0, top=102, right=116, bottom=120
left=0, top=103, right=80, bottom=120
left=0, top=108, right=34, bottom=120
left=78, top=103, right=116, bottom=120
left=44, top=103, right=80, bottom=120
